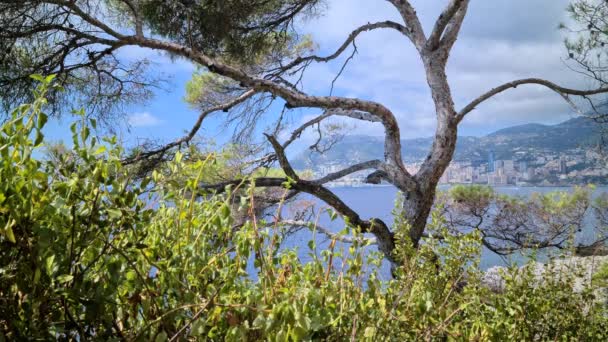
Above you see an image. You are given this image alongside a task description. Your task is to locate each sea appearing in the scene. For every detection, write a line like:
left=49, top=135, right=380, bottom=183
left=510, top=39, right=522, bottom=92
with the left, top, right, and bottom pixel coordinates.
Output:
left=274, top=185, right=608, bottom=281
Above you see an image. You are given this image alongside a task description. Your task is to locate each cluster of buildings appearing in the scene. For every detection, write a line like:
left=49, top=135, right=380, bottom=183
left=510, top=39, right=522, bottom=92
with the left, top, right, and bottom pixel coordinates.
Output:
left=432, top=148, right=607, bottom=186
left=313, top=147, right=608, bottom=187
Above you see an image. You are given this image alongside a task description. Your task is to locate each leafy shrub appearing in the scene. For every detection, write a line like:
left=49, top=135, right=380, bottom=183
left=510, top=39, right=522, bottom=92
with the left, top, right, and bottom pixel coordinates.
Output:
left=1, top=78, right=607, bottom=340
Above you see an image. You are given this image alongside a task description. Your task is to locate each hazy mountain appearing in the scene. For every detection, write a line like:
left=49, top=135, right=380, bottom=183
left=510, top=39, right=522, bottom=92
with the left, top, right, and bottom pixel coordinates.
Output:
left=292, top=117, right=604, bottom=169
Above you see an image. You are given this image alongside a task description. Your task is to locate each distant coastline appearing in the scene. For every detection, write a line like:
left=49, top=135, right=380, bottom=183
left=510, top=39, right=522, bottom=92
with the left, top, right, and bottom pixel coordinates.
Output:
left=326, top=182, right=607, bottom=189
left=297, top=117, right=608, bottom=188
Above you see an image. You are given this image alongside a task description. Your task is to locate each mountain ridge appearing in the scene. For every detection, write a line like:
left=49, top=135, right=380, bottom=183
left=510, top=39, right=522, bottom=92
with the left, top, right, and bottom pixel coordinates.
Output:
left=292, top=117, right=604, bottom=169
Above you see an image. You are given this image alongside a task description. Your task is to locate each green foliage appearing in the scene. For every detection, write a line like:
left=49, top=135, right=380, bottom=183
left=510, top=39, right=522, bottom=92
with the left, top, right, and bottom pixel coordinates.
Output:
left=184, top=32, right=315, bottom=108
left=449, top=184, right=495, bottom=202
left=594, top=262, right=608, bottom=287
left=530, top=185, right=592, bottom=214
left=1, top=80, right=607, bottom=340
left=140, top=0, right=320, bottom=64
left=475, top=263, right=607, bottom=340
left=440, top=184, right=604, bottom=254
left=448, top=184, right=495, bottom=212
left=185, top=71, right=238, bottom=108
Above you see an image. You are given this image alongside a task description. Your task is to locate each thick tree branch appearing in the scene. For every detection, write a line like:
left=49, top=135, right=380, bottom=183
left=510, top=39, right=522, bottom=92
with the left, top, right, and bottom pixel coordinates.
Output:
left=264, top=133, right=298, bottom=180
left=386, top=0, right=426, bottom=49
left=284, top=183, right=395, bottom=261
left=457, top=78, right=608, bottom=122
left=427, top=0, right=468, bottom=51
left=365, top=170, right=389, bottom=184
left=312, top=160, right=384, bottom=185
left=119, top=0, right=143, bottom=37
left=438, top=0, right=469, bottom=53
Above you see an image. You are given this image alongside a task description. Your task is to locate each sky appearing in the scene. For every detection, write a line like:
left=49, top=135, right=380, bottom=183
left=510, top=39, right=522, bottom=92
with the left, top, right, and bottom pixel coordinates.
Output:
left=44, top=0, right=596, bottom=150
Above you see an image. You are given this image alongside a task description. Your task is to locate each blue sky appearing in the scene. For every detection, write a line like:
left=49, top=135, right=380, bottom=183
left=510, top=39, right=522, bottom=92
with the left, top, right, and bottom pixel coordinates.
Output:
left=43, top=0, right=595, bottom=152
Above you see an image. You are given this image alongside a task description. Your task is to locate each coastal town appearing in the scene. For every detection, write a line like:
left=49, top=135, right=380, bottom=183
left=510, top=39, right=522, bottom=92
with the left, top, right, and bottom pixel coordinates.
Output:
left=313, top=146, right=608, bottom=187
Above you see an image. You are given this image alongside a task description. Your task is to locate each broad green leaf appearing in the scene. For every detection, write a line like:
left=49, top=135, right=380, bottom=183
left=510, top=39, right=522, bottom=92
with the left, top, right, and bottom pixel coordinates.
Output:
left=3, top=219, right=16, bottom=244
left=107, top=208, right=122, bottom=219
left=56, top=274, right=74, bottom=284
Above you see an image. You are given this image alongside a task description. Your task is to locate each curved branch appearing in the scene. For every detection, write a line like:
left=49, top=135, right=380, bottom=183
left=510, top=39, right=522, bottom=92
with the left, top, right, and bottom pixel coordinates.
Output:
left=312, top=160, right=384, bottom=185
left=122, top=89, right=257, bottom=164
left=283, top=109, right=380, bottom=149
left=272, top=21, right=410, bottom=75
left=134, top=33, right=407, bottom=170
left=199, top=157, right=383, bottom=192
left=276, top=107, right=419, bottom=189
left=457, top=78, right=608, bottom=122
left=364, top=170, right=389, bottom=184
left=283, top=112, right=332, bottom=149
left=276, top=107, right=417, bottom=189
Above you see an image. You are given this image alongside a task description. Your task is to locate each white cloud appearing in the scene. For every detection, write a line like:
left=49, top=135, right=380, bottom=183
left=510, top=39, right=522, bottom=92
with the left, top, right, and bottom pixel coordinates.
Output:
left=128, top=112, right=164, bottom=127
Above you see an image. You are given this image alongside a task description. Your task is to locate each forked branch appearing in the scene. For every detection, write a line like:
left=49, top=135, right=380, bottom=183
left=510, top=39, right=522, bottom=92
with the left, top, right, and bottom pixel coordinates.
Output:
left=427, top=0, right=468, bottom=51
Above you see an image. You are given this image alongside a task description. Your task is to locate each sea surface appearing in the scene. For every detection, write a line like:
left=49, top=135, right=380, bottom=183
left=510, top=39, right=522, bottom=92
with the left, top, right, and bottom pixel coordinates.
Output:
left=275, top=185, right=608, bottom=281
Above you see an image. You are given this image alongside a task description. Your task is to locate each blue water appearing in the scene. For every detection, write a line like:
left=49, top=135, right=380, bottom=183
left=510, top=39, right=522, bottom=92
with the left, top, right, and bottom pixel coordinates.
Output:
left=275, top=185, right=608, bottom=280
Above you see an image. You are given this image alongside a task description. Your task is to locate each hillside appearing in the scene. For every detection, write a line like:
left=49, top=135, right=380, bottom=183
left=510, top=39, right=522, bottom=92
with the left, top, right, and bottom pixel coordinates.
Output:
left=292, top=117, right=604, bottom=169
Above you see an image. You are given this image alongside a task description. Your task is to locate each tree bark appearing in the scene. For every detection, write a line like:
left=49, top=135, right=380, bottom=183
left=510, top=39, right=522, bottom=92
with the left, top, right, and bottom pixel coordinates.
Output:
left=400, top=50, right=459, bottom=247
left=401, top=187, right=437, bottom=247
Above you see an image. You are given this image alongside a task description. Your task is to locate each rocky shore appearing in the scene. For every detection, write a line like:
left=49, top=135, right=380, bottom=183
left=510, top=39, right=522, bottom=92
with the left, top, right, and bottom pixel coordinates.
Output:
left=482, top=256, right=608, bottom=296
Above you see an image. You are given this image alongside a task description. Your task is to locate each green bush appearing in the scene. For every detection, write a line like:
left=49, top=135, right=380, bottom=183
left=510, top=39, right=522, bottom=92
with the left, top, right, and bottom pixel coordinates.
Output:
left=1, top=78, right=607, bottom=341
